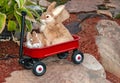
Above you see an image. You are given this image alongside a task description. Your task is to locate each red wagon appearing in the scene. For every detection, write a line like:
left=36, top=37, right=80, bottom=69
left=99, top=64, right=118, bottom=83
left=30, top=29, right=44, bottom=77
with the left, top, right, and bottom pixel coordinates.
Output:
left=19, top=12, right=84, bottom=76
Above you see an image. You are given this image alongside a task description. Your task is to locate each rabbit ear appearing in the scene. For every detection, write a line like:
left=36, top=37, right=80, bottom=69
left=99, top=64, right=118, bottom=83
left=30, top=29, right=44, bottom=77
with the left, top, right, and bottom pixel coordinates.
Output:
left=56, top=9, right=70, bottom=22
left=32, top=31, right=37, bottom=37
left=47, top=2, right=56, bottom=12
left=26, top=32, right=31, bottom=40
left=52, top=5, right=65, bottom=17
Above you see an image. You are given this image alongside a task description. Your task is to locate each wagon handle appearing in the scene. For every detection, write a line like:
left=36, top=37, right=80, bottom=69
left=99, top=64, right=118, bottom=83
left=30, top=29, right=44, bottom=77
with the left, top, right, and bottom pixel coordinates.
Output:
left=19, top=11, right=27, bottom=60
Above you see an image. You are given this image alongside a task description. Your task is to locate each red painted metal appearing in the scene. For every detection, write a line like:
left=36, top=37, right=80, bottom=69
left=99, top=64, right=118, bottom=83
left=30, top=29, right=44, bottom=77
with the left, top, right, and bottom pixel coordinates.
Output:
left=23, top=35, right=80, bottom=59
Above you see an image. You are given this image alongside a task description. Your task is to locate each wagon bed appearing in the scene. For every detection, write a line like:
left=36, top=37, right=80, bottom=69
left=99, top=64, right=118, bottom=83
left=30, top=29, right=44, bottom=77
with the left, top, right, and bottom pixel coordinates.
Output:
left=23, top=35, right=80, bottom=59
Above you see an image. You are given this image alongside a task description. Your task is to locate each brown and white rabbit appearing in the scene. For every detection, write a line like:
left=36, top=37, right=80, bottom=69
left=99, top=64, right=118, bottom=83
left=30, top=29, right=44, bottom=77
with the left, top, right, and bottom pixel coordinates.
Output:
left=39, top=2, right=73, bottom=46
left=26, top=31, right=47, bottom=48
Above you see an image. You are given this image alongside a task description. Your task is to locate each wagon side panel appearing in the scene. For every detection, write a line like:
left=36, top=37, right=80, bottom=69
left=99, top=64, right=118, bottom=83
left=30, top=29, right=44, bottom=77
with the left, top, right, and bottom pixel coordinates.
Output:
left=23, top=35, right=80, bottom=59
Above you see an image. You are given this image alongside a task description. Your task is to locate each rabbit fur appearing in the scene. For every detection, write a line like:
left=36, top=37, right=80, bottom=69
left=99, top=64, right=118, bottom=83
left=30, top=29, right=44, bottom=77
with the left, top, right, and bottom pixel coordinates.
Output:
left=26, top=31, right=47, bottom=48
left=39, top=2, right=73, bottom=46
left=26, top=2, right=73, bottom=48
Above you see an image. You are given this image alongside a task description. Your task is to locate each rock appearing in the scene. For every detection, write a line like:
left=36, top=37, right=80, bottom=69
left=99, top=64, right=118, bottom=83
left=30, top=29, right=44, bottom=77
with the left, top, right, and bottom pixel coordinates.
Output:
left=39, top=0, right=51, bottom=7
left=65, top=0, right=103, bottom=13
left=110, top=0, right=120, bottom=12
left=4, top=56, right=110, bottom=83
left=82, top=53, right=106, bottom=78
left=110, top=8, right=120, bottom=18
left=107, top=0, right=120, bottom=17
left=96, top=36, right=120, bottom=78
left=31, top=0, right=50, bottom=7
left=96, top=20, right=120, bottom=78
left=96, top=20, right=120, bottom=42
left=105, top=3, right=117, bottom=8
left=97, top=10, right=113, bottom=17
left=65, top=21, right=81, bottom=34
left=77, top=12, right=109, bottom=22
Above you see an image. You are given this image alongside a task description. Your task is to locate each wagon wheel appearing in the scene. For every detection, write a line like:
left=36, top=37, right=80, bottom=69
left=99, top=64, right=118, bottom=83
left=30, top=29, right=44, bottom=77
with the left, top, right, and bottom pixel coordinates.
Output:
left=57, top=51, right=69, bottom=59
left=21, top=58, right=33, bottom=69
left=32, top=61, right=46, bottom=76
left=32, top=58, right=40, bottom=63
left=72, top=49, right=84, bottom=64
left=22, top=58, right=40, bottom=69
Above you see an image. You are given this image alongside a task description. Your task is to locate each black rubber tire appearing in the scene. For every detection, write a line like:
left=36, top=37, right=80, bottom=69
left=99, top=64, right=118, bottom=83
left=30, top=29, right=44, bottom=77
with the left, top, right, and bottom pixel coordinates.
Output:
left=72, top=50, right=84, bottom=64
left=22, top=58, right=40, bottom=69
left=32, top=61, right=46, bottom=76
left=22, top=58, right=33, bottom=69
left=57, top=52, right=68, bottom=59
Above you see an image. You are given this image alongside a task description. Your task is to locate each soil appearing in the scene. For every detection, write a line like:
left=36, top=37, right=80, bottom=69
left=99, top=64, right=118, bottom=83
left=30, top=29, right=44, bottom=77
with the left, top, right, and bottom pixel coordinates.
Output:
left=0, top=41, right=23, bottom=82
left=0, top=14, right=120, bottom=83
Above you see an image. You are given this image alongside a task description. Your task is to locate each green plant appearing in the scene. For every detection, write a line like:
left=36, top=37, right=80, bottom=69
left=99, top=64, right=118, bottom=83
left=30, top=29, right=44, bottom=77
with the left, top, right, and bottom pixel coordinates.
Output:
left=115, top=13, right=120, bottom=19
left=0, top=0, right=45, bottom=33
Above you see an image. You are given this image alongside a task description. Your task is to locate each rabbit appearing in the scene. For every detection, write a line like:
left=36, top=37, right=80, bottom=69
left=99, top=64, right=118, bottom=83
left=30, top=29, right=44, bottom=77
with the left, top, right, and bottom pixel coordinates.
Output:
left=26, top=31, right=47, bottom=48
left=39, top=2, right=73, bottom=46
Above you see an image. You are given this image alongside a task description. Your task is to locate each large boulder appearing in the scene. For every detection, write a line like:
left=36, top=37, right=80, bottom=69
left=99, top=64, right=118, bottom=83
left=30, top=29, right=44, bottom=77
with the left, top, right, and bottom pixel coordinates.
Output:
left=65, top=0, right=103, bottom=13
left=82, top=53, right=106, bottom=78
left=4, top=55, right=110, bottom=83
left=96, top=20, right=120, bottom=78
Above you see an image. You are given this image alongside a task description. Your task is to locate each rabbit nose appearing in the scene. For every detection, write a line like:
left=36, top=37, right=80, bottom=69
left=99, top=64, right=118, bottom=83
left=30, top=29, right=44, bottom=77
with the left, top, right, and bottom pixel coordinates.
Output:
left=40, top=19, right=45, bottom=22
left=40, top=19, right=45, bottom=24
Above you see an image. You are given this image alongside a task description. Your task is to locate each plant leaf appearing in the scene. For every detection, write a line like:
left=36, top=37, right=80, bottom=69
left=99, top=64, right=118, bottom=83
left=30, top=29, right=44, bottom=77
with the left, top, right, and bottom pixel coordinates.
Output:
left=17, top=7, right=36, bottom=22
left=26, top=20, right=32, bottom=31
left=27, top=8, right=40, bottom=18
left=8, top=20, right=17, bottom=31
left=14, top=11, right=21, bottom=29
left=115, top=13, right=120, bottom=19
left=0, top=12, right=6, bottom=34
left=0, top=1, right=4, bottom=6
left=25, top=0, right=42, bottom=11
left=25, top=0, right=36, bottom=6
left=15, top=0, right=26, bottom=8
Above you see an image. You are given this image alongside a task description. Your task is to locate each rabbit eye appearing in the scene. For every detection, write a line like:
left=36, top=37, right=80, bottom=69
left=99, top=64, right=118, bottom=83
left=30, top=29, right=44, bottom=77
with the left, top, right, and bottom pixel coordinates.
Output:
left=46, top=15, right=50, bottom=18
